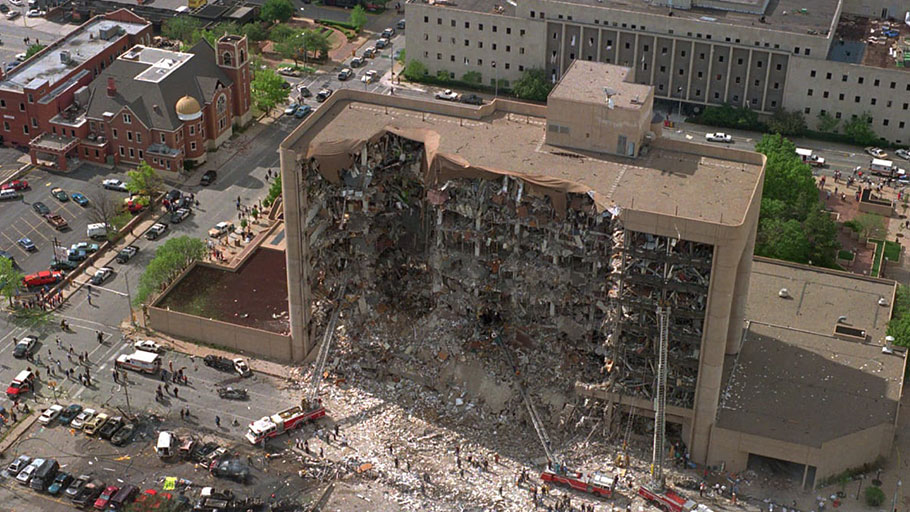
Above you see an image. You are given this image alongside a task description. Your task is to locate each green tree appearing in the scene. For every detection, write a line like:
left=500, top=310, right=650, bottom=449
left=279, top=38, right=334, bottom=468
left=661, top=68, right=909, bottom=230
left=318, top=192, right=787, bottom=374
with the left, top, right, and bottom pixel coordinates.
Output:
left=865, top=486, right=885, bottom=507
left=462, top=71, right=482, bottom=84
left=402, top=60, right=427, bottom=81
left=274, top=29, right=306, bottom=66
left=512, top=69, right=553, bottom=102
left=135, top=236, right=207, bottom=306
left=0, top=256, right=23, bottom=307
left=349, top=5, right=367, bottom=31
left=24, top=44, right=45, bottom=59
left=766, top=109, right=807, bottom=137
left=695, top=104, right=763, bottom=131
left=260, top=0, right=294, bottom=22
left=843, top=112, right=880, bottom=146
left=854, top=212, right=887, bottom=241
left=804, top=206, right=839, bottom=267
left=396, top=49, right=406, bottom=64
left=241, top=22, right=268, bottom=42
left=888, top=285, right=910, bottom=348
left=251, top=68, right=289, bottom=115
left=895, top=285, right=910, bottom=317
left=755, top=218, right=810, bottom=263
left=162, top=16, right=203, bottom=43
left=301, top=29, right=330, bottom=60
left=816, top=111, right=840, bottom=133
left=755, top=134, right=818, bottom=217
left=126, top=161, right=164, bottom=197
left=269, top=24, right=299, bottom=43
left=264, top=174, right=282, bottom=207
left=436, top=69, right=451, bottom=82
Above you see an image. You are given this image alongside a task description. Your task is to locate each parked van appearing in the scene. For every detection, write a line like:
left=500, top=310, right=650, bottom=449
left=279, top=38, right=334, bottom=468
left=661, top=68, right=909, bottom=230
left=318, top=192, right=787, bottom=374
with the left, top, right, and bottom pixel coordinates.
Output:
left=86, top=223, right=109, bottom=239
left=29, top=458, right=58, bottom=491
left=870, top=158, right=896, bottom=176
left=108, top=484, right=139, bottom=509
left=0, top=189, right=19, bottom=200
left=6, top=369, right=35, bottom=398
left=795, top=147, right=826, bottom=167
left=156, top=431, right=176, bottom=458
left=115, top=351, right=161, bottom=374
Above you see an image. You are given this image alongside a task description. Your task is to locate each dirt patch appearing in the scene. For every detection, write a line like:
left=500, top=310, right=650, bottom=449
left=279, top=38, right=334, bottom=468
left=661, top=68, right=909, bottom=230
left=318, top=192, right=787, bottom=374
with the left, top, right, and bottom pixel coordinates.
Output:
left=158, top=248, right=290, bottom=333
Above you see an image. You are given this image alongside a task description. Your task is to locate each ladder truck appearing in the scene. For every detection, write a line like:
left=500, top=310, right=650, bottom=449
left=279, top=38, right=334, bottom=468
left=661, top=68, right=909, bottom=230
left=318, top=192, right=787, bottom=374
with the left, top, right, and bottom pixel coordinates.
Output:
left=494, top=334, right=616, bottom=499
left=637, top=306, right=698, bottom=512
left=246, top=284, right=346, bottom=445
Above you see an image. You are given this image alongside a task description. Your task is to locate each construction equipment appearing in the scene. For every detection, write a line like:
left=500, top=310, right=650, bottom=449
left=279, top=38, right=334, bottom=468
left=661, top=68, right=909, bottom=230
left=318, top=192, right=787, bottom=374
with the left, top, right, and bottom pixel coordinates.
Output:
left=637, top=306, right=697, bottom=512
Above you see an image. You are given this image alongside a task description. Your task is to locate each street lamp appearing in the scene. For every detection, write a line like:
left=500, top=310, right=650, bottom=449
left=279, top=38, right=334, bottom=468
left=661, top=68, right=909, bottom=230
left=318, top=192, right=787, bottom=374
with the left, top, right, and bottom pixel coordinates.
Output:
left=891, top=480, right=902, bottom=512
left=677, top=86, right=684, bottom=118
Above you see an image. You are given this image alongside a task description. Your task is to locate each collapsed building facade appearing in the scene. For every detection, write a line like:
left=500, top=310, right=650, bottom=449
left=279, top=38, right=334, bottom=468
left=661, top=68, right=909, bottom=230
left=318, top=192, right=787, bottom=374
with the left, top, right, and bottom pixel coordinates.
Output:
left=280, top=61, right=767, bottom=465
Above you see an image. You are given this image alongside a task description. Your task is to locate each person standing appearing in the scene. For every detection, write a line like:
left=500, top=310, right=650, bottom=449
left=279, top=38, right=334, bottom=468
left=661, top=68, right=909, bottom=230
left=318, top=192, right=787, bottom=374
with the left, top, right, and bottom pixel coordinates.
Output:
left=215, top=415, right=221, bottom=427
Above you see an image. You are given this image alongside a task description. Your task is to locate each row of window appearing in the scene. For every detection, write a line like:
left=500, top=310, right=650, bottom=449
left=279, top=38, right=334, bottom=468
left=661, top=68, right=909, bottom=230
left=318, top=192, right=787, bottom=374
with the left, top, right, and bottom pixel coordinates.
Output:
left=425, top=34, right=527, bottom=55
left=808, top=69, right=907, bottom=90
left=427, top=16, right=525, bottom=36
left=426, top=51, right=521, bottom=72
left=803, top=108, right=904, bottom=130
left=806, top=89, right=909, bottom=109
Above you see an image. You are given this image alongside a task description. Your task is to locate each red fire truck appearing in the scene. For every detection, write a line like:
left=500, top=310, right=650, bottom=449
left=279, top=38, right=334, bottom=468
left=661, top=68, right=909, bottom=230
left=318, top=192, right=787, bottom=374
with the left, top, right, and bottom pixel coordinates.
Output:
left=245, top=400, right=324, bottom=445
left=638, top=485, right=697, bottom=512
left=541, top=464, right=615, bottom=497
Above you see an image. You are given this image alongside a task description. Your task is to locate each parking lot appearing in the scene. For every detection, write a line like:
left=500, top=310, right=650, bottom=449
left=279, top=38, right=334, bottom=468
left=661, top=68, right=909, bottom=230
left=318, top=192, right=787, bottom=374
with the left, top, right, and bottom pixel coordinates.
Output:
left=0, top=163, right=134, bottom=275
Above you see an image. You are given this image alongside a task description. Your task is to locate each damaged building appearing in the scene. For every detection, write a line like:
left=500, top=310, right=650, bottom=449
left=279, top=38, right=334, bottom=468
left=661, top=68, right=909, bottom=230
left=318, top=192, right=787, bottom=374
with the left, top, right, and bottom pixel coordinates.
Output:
left=278, top=60, right=905, bottom=485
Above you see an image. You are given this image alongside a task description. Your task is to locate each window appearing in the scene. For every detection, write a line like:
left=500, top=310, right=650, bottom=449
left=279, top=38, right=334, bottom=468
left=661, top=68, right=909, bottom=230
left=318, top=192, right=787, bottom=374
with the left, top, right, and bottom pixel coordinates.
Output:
left=804, top=48, right=810, bottom=55
left=129, top=148, right=135, bottom=158
left=804, top=107, right=810, bottom=114
left=450, top=55, right=455, bottom=62
left=479, top=23, right=483, bottom=30
left=493, top=25, right=497, bottom=32
left=127, top=131, right=133, bottom=141
left=166, top=160, right=171, bottom=170
left=219, top=118, right=225, bottom=130
left=30, top=118, right=37, bottom=128
left=794, top=47, right=800, bottom=54
left=479, top=42, right=483, bottom=48
left=465, top=39, right=469, bottom=46
left=754, top=80, right=760, bottom=86
left=2, top=122, right=8, bottom=131
left=464, top=21, right=470, bottom=28
left=858, top=77, right=864, bottom=84
left=826, top=72, right=832, bottom=79
left=191, top=142, right=197, bottom=151
left=891, top=82, right=896, bottom=89
left=518, top=65, right=524, bottom=71
left=506, top=27, right=511, bottom=34
left=697, top=71, right=703, bottom=78
left=842, top=74, right=848, bottom=82
left=123, top=113, right=131, bottom=124
left=138, top=150, right=143, bottom=159
left=737, top=58, right=743, bottom=65
left=839, top=93, right=845, bottom=100
left=160, top=133, right=166, bottom=143
left=776, top=64, right=782, bottom=71
left=436, top=53, right=441, bottom=60
left=661, top=47, right=668, bottom=55
left=95, top=149, right=99, bottom=157
left=530, top=10, right=534, bottom=17
left=520, top=48, right=525, bottom=54
left=477, top=58, right=483, bottom=65
left=835, top=112, right=842, bottom=119
left=520, top=29, right=525, bottom=36
left=823, top=91, right=829, bottom=98
left=27, top=93, right=33, bottom=103
left=714, top=92, right=720, bottom=99
left=0, top=99, right=5, bottom=108
left=680, top=50, right=686, bottom=57
left=423, top=16, right=428, bottom=22
left=660, top=65, right=666, bottom=72
left=451, top=19, right=455, bottom=27
left=718, top=55, right=724, bottom=62
left=871, top=98, right=877, bottom=105
left=217, top=95, right=226, bottom=114
left=699, top=53, right=705, bottom=60
left=119, top=146, right=125, bottom=156
left=874, top=79, right=880, bottom=86
left=112, top=128, right=118, bottom=139
left=855, top=96, right=861, bottom=102
left=901, top=122, right=906, bottom=129
left=436, top=18, right=441, bottom=24
left=905, top=103, right=909, bottom=110
left=807, top=88, right=812, bottom=96
left=774, top=82, right=780, bottom=89
left=679, top=69, right=685, bottom=76
left=884, top=119, right=889, bottom=126
left=770, top=100, right=777, bottom=107
left=506, top=45, right=510, bottom=52
left=505, top=63, right=510, bottom=69
left=136, top=133, right=141, bottom=143
left=736, top=77, right=741, bottom=84
left=756, top=60, right=762, bottom=68
left=625, top=42, right=631, bottom=49
left=18, top=103, right=24, bottom=112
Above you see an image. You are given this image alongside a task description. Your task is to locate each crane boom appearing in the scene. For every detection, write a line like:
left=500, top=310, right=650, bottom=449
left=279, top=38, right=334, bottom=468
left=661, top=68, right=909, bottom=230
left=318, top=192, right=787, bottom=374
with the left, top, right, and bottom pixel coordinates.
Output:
left=307, top=283, right=347, bottom=405
left=651, top=305, right=670, bottom=490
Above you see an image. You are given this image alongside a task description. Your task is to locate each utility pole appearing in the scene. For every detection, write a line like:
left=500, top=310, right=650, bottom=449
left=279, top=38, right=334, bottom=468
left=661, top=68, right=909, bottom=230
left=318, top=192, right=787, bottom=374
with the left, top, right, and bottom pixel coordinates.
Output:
left=124, top=269, right=135, bottom=327
left=122, top=377, right=132, bottom=416
left=891, top=480, right=901, bottom=512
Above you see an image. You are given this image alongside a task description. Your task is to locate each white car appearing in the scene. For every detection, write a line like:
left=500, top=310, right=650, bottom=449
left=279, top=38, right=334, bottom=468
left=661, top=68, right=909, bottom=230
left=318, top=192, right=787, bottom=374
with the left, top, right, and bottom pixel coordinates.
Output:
left=209, top=221, right=232, bottom=238
left=705, top=132, right=733, bottom=143
left=9, top=0, right=22, bottom=5
left=896, top=149, right=910, bottom=161
left=284, top=103, right=299, bottom=115
left=361, top=70, right=378, bottom=84
left=233, top=358, right=252, bottom=377
left=38, top=404, right=64, bottom=425
left=865, top=146, right=888, bottom=158
left=70, top=408, right=96, bottom=430
left=15, top=53, right=26, bottom=62
left=134, top=339, right=164, bottom=353
left=277, top=67, right=301, bottom=77
left=26, top=8, right=45, bottom=17
left=16, top=459, right=42, bottom=485
left=435, top=89, right=459, bottom=101
left=102, top=178, right=129, bottom=192
left=90, top=266, right=113, bottom=285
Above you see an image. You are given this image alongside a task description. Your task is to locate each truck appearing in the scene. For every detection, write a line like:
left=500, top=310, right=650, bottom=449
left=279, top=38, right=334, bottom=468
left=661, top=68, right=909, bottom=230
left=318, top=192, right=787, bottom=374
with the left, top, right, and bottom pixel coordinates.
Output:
left=796, top=148, right=826, bottom=167
left=540, top=464, right=615, bottom=497
left=245, top=401, right=324, bottom=445
left=115, top=350, right=161, bottom=374
left=870, top=158, right=896, bottom=176
left=638, top=485, right=697, bottom=512
left=44, top=214, right=67, bottom=230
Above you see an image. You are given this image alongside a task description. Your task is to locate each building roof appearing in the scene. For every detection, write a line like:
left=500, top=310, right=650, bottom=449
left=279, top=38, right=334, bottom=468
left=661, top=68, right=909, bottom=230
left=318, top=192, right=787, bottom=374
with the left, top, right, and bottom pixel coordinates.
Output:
left=716, top=259, right=903, bottom=447
left=550, top=61, right=651, bottom=110
left=421, top=0, right=837, bottom=38
left=285, top=94, right=764, bottom=226
left=0, top=17, right=148, bottom=93
left=84, top=40, right=232, bottom=131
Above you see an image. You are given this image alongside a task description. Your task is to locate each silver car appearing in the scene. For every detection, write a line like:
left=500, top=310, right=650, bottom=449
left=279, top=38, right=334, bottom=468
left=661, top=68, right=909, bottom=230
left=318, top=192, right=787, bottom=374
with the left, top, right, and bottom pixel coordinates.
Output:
left=16, top=458, right=44, bottom=485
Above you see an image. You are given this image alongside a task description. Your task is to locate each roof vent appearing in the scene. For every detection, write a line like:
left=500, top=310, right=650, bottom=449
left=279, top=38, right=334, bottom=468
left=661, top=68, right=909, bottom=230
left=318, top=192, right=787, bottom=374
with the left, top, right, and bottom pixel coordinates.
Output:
left=837, top=315, right=848, bottom=324
left=879, top=297, right=889, bottom=306
left=60, top=50, right=71, bottom=64
left=778, top=288, right=789, bottom=298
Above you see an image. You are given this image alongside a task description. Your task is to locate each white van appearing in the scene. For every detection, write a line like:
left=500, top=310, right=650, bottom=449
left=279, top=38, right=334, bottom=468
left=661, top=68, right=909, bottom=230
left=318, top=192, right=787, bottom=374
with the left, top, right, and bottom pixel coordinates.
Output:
left=86, top=223, right=109, bottom=239
left=115, top=351, right=161, bottom=374
left=796, top=148, right=825, bottom=167
left=0, top=189, right=19, bottom=200
left=870, top=158, right=895, bottom=176
left=156, top=431, right=176, bottom=458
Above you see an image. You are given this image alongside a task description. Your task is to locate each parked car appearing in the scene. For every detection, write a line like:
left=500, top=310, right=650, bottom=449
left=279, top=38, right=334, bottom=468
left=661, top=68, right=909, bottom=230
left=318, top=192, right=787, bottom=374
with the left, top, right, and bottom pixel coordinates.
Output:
left=209, top=221, right=232, bottom=238
left=210, top=457, right=250, bottom=483
left=316, top=89, right=333, bottom=102
left=102, top=179, right=129, bottom=191
left=375, top=37, right=389, bottom=49
left=58, top=404, right=83, bottom=425
left=284, top=102, right=299, bottom=116
left=50, top=259, right=78, bottom=271
left=110, top=422, right=136, bottom=446
left=44, top=213, right=67, bottom=230
left=435, top=89, right=459, bottom=101
left=51, top=188, right=69, bottom=203
left=99, top=416, right=124, bottom=440
left=70, top=408, right=96, bottom=430
left=337, top=68, right=354, bottom=81
left=47, top=472, right=72, bottom=495
left=38, top=404, right=64, bottom=425
left=200, top=170, right=217, bottom=186
left=12, top=335, right=37, bottom=359
left=17, top=237, right=35, bottom=251
left=381, top=27, right=395, bottom=39
left=67, top=249, right=87, bottom=262
left=6, top=11, right=21, bottom=20
left=396, top=18, right=405, bottom=29
left=5, top=455, right=31, bottom=477
left=145, top=223, right=168, bottom=240
left=170, top=208, right=191, bottom=224
left=298, top=85, right=312, bottom=97
left=23, top=270, right=62, bottom=287
left=362, top=47, right=376, bottom=58
left=65, top=474, right=91, bottom=498
left=90, top=266, right=114, bottom=285
left=26, top=8, right=46, bottom=17
left=32, top=201, right=49, bottom=215
left=277, top=67, right=301, bottom=77
left=7, top=369, right=36, bottom=399
left=705, top=132, right=733, bottom=143
left=83, top=413, right=109, bottom=436
left=134, top=339, right=163, bottom=353
left=1, top=179, right=28, bottom=191
left=233, top=358, right=252, bottom=377
left=461, top=94, right=484, bottom=105
left=865, top=146, right=888, bottom=158
left=294, top=105, right=312, bottom=118
left=71, top=242, right=100, bottom=253
left=16, top=458, right=43, bottom=485
left=72, top=479, right=105, bottom=507
left=204, top=355, right=235, bottom=372
left=116, top=245, right=139, bottom=263
left=94, top=485, right=119, bottom=509
left=350, top=56, right=364, bottom=68
left=361, top=70, right=378, bottom=84
left=897, top=149, right=910, bottom=161
left=71, top=192, right=89, bottom=206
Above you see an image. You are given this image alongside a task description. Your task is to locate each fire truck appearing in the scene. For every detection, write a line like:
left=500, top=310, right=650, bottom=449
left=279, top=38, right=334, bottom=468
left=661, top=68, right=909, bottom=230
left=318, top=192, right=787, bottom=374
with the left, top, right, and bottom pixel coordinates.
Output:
left=638, top=485, right=697, bottom=512
left=541, top=463, right=615, bottom=497
left=245, top=402, right=324, bottom=444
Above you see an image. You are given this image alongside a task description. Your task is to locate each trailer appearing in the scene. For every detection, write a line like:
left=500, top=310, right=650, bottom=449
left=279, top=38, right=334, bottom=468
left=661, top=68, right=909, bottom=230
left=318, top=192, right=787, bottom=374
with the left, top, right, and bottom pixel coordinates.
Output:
left=541, top=464, right=615, bottom=497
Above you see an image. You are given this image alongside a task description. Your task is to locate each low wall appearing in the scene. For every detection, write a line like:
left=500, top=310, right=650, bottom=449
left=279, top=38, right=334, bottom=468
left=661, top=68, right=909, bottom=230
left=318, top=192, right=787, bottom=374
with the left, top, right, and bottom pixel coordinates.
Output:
left=148, top=305, right=292, bottom=361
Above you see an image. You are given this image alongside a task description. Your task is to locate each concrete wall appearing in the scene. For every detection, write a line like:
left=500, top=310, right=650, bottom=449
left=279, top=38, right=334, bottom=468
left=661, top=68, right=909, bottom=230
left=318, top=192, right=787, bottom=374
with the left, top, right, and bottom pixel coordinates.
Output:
left=842, top=0, right=902, bottom=18
left=148, top=305, right=292, bottom=361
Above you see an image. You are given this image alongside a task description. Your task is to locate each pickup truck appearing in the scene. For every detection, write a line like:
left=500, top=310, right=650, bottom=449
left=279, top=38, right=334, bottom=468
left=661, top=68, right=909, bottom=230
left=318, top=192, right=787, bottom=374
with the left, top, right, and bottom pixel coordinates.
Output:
left=44, top=214, right=67, bottom=230
left=705, top=132, right=733, bottom=143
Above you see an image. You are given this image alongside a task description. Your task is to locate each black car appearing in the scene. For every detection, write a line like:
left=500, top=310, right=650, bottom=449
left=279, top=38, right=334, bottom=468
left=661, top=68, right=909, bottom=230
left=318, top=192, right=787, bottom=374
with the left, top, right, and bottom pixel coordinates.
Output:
left=72, top=479, right=104, bottom=506
left=98, top=416, right=123, bottom=440
left=32, top=201, right=50, bottom=215
left=204, top=355, right=234, bottom=372
left=50, top=259, right=78, bottom=271
left=64, top=474, right=90, bottom=499
left=191, top=442, right=219, bottom=463
left=298, top=85, right=312, bottom=98
left=57, top=404, right=83, bottom=425
left=0, top=5, right=9, bottom=13
left=316, top=89, right=333, bottom=102
left=110, top=422, right=135, bottom=446
left=12, top=336, right=36, bottom=359
left=200, top=170, right=217, bottom=186
left=170, top=208, right=191, bottom=224
left=210, top=457, right=249, bottom=483
left=166, top=189, right=181, bottom=202
left=145, top=223, right=168, bottom=240
left=461, top=94, right=484, bottom=105
left=116, top=245, right=138, bottom=263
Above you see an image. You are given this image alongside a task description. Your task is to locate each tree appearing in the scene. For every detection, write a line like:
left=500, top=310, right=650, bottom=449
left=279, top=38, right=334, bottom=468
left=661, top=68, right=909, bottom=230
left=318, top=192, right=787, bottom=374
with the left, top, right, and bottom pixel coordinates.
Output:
left=349, top=5, right=367, bottom=31
left=241, top=22, right=268, bottom=42
left=274, top=30, right=306, bottom=66
left=135, top=236, right=207, bottom=306
left=766, top=109, right=807, bottom=137
left=755, top=134, right=817, bottom=216
left=301, top=29, right=330, bottom=60
left=755, top=218, right=810, bottom=264
left=854, top=212, right=887, bottom=241
left=435, top=69, right=450, bottom=82
left=251, top=68, right=289, bottom=115
left=695, top=104, right=763, bottom=131
left=162, top=16, right=203, bottom=43
left=895, top=285, right=910, bottom=317
left=87, top=193, right=122, bottom=237
left=260, top=0, right=294, bottom=22
left=865, top=486, right=885, bottom=507
left=462, top=71, right=482, bottom=84
left=803, top=206, right=839, bottom=267
left=263, top=174, right=282, bottom=207
left=816, top=111, right=840, bottom=133
left=0, top=257, right=23, bottom=307
left=888, top=286, right=910, bottom=348
left=269, top=24, right=299, bottom=43
left=843, top=112, right=880, bottom=146
left=512, top=69, right=553, bottom=102
left=25, top=44, right=45, bottom=59
left=402, top=60, right=427, bottom=81
left=126, top=161, right=164, bottom=197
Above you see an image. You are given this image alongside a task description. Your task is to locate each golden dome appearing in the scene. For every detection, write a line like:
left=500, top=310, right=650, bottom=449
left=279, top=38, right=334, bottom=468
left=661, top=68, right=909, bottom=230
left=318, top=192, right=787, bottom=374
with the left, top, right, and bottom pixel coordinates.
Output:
left=175, top=95, right=202, bottom=120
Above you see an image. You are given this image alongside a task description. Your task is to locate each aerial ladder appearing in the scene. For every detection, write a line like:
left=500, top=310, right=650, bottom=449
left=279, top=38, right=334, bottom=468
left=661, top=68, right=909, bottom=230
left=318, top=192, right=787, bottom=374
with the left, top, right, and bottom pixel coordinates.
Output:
left=637, top=306, right=698, bottom=512
left=494, top=333, right=617, bottom=499
left=303, top=282, right=347, bottom=415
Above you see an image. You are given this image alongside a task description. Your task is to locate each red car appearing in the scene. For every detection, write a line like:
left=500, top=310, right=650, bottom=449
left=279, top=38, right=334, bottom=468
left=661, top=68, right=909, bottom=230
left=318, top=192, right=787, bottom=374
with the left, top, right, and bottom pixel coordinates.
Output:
left=22, top=270, right=63, bottom=287
left=1, top=180, right=28, bottom=191
left=94, top=485, right=119, bottom=509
